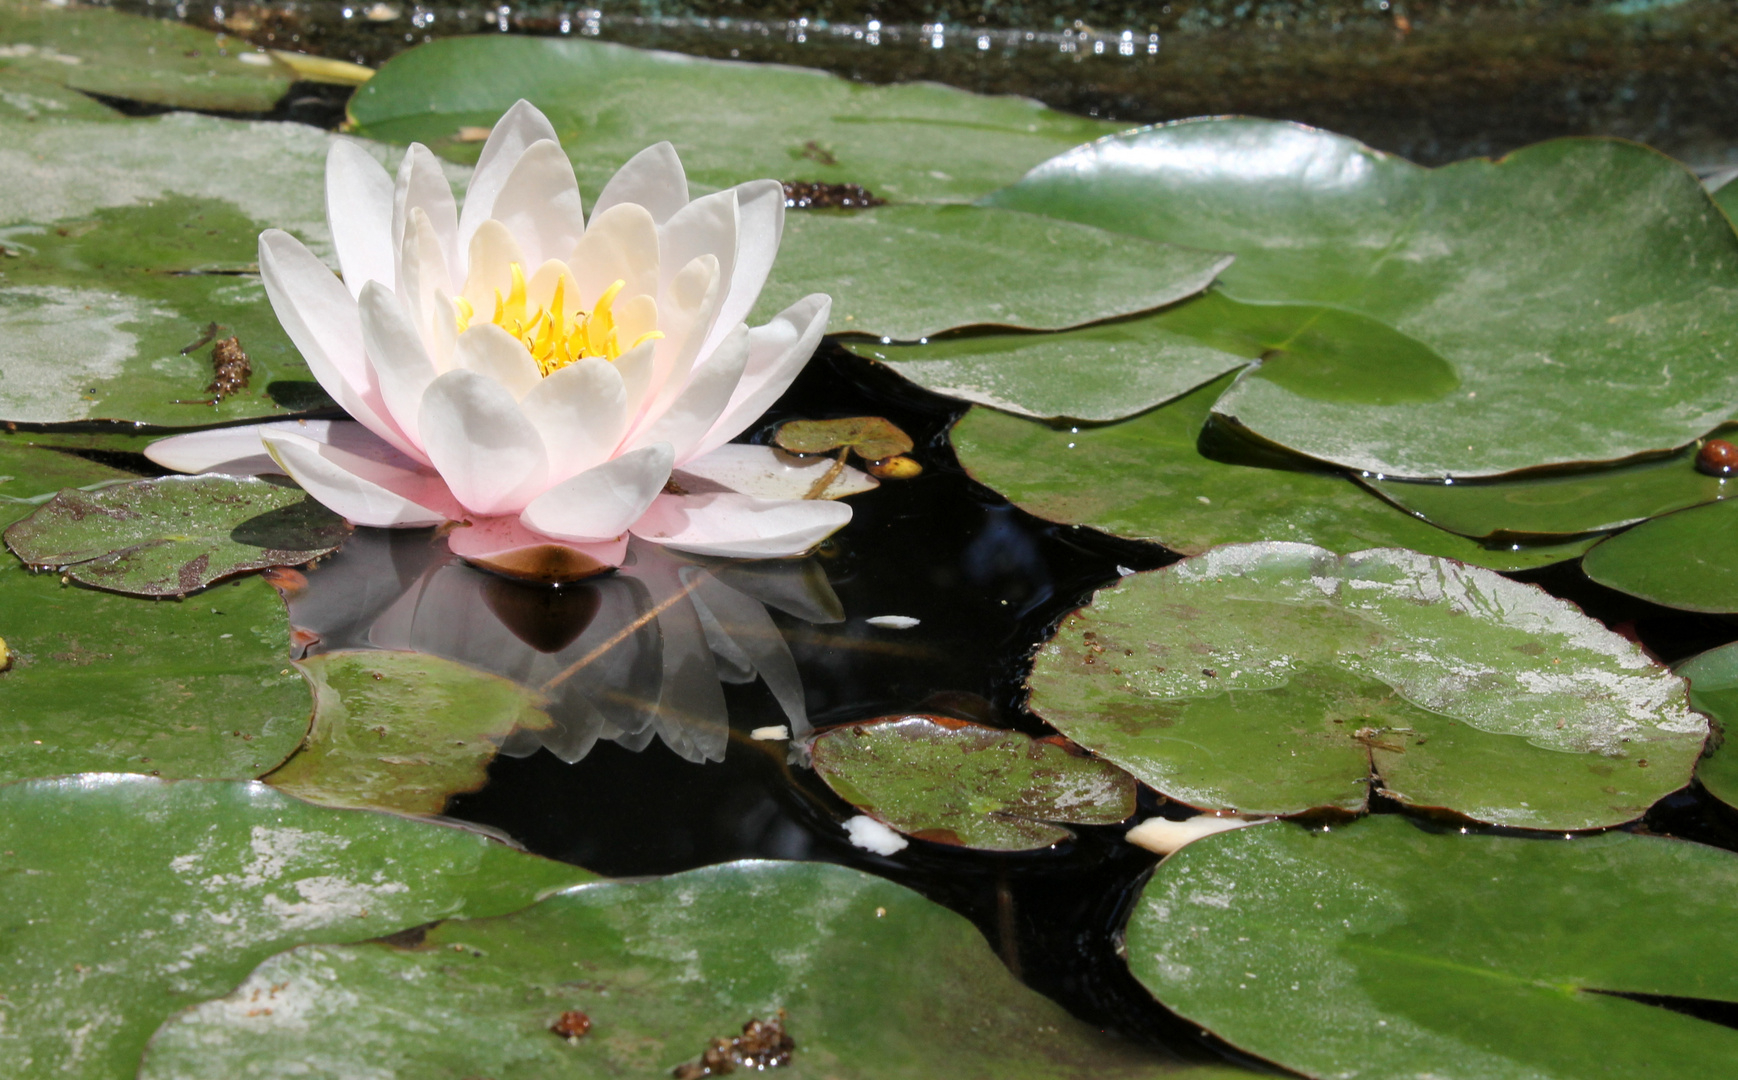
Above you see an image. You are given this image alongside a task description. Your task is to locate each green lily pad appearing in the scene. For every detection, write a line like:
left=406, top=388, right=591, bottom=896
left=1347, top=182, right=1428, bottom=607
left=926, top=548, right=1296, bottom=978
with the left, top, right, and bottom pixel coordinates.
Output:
left=949, top=373, right=1600, bottom=573
left=0, top=773, right=590, bottom=1079
left=754, top=205, right=1231, bottom=341
left=141, top=859, right=1244, bottom=1080
left=986, top=118, right=1738, bottom=478
left=1714, top=176, right=1738, bottom=223
left=0, top=435, right=139, bottom=509
left=1127, top=815, right=1738, bottom=1080
left=809, top=715, right=1136, bottom=851
left=1026, top=543, right=1707, bottom=830
left=1582, top=497, right=1738, bottom=613
left=348, top=34, right=1121, bottom=205
left=266, top=650, right=554, bottom=816
left=0, top=65, right=121, bottom=120
left=0, top=0, right=294, bottom=113
left=774, top=416, right=914, bottom=460
left=1676, top=643, right=1738, bottom=809
left=5, top=474, right=350, bottom=597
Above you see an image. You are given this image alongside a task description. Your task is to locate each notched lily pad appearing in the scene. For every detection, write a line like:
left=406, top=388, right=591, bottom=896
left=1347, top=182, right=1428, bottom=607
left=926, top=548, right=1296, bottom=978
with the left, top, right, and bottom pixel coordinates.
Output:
left=1026, top=542, right=1707, bottom=831
left=1582, top=497, right=1738, bottom=614
left=1128, top=816, right=1738, bottom=1080
left=5, top=473, right=350, bottom=597
left=774, top=417, right=914, bottom=461
left=266, top=650, right=554, bottom=816
left=810, top=714, right=1136, bottom=851
left=1675, top=642, right=1738, bottom=810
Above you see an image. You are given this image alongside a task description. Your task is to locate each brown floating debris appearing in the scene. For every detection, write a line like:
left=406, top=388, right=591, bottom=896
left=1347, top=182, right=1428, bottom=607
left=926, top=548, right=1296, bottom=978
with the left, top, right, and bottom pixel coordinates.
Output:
left=671, top=1010, right=794, bottom=1078
left=799, top=140, right=838, bottom=166
left=781, top=181, right=885, bottom=211
left=179, top=321, right=220, bottom=355
left=1696, top=437, right=1738, bottom=477
left=865, top=455, right=923, bottom=480
left=208, top=337, right=252, bottom=400
left=455, top=125, right=494, bottom=143
left=549, top=1009, right=592, bottom=1041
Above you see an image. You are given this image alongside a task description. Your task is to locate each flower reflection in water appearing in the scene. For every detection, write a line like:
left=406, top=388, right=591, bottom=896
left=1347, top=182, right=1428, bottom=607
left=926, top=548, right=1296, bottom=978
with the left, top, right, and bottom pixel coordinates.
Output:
left=283, top=530, right=840, bottom=764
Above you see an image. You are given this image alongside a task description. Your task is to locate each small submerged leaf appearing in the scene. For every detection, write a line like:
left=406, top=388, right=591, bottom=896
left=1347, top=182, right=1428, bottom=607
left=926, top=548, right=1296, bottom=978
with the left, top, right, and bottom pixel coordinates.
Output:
left=266, top=650, right=554, bottom=816
left=5, top=473, right=350, bottom=597
left=1582, top=497, right=1738, bottom=613
left=809, top=714, right=1136, bottom=851
left=1026, top=543, right=1706, bottom=830
left=1128, top=816, right=1738, bottom=1080
left=1674, top=643, right=1738, bottom=810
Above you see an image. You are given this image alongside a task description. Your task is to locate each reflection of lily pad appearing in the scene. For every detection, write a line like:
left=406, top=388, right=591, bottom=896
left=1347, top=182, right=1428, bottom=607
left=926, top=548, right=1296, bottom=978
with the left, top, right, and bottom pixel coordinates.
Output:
left=1582, top=497, right=1738, bottom=613
left=143, top=859, right=1242, bottom=1080
left=267, top=650, right=554, bottom=816
left=950, top=373, right=1600, bottom=572
left=988, top=118, right=1738, bottom=478
left=5, top=474, right=350, bottom=597
left=810, top=715, right=1136, bottom=851
left=1128, top=816, right=1738, bottom=1080
left=0, top=774, right=589, bottom=1080
left=1677, top=643, right=1738, bottom=809
left=1027, top=543, right=1706, bottom=830
left=349, top=34, right=1120, bottom=204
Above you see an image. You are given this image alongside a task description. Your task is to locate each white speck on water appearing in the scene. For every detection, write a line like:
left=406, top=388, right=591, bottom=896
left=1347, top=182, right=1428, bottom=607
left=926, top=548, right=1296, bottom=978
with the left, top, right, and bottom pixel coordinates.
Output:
left=866, top=615, right=920, bottom=629
left=750, top=725, right=790, bottom=741
left=843, top=815, right=908, bottom=855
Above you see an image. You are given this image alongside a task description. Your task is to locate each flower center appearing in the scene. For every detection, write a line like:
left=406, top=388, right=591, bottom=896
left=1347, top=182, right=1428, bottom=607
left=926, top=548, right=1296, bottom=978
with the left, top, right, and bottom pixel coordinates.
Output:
left=452, top=262, right=663, bottom=376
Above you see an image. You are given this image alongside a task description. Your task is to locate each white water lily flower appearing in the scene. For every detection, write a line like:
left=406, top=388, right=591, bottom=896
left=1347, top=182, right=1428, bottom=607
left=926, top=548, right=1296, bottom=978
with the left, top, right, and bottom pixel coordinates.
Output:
left=148, top=100, right=849, bottom=581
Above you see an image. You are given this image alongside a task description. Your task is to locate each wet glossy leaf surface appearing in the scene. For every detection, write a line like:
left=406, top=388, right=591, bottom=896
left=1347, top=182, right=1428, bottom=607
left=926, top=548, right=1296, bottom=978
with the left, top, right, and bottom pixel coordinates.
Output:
left=1582, top=497, right=1738, bottom=613
left=349, top=34, right=1121, bottom=205
left=5, top=474, right=350, bottom=597
left=267, top=650, right=554, bottom=816
left=1128, top=816, right=1738, bottom=1080
left=142, top=859, right=1244, bottom=1080
left=1675, top=642, right=1738, bottom=809
left=754, top=205, right=1230, bottom=340
left=1027, top=543, right=1706, bottom=829
left=809, top=715, right=1135, bottom=851
left=0, top=774, right=589, bottom=1079
left=987, top=119, right=1738, bottom=478
left=950, top=374, right=1599, bottom=572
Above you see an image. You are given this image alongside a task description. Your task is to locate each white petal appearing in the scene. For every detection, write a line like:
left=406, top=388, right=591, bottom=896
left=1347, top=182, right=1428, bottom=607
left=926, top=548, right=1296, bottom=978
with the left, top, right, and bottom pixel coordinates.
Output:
left=520, top=356, right=629, bottom=484
left=398, top=207, right=457, bottom=365
left=418, top=368, right=548, bottom=515
left=628, top=323, right=749, bottom=463
left=491, top=139, right=585, bottom=269
left=390, top=143, right=458, bottom=294
left=261, top=428, right=457, bottom=527
left=146, top=423, right=281, bottom=475
left=325, top=140, right=395, bottom=298
left=633, top=254, right=721, bottom=434
left=675, top=443, right=876, bottom=500
left=457, top=99, right=563, bottom=256
left=569, top=202, right=659, bottom=309
left=658, top=188, right=737, bottom=344
left=520, top=443, right=673, bottom=542
left=592, top=140, right=688, bottom=226
left=1125, top=816, right=1270, bottom=856
left=691, top=293, right=830, bottom=458
left=459, top=218, right=527, bottom=324
left=454, top=323, right=541, bottom=400
left=358, top=280, right=438, bottom=445
left=630, top=492, right=852, bottom=558
left=612, top=336, right=658, bottom=419
left=703, top=179, right=783, bottom=358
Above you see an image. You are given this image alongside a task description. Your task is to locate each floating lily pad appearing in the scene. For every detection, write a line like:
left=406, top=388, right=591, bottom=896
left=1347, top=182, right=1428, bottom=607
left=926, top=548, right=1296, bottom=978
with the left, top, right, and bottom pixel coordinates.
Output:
left=1027, top=543, right=1706, bottom=830
left=5, top=473, right=350, bottom=597
left=0, top=435, right=139, bottom=508
left=774, top=416, right=914, bottom=460
left=987, top=118, right=1738, bottom=478
left=1676, top=643, right=1738, bottom=809
left=0, top=773, right=589, bottom=1079
left=1127, top=815, right=1738, bottom=1080
left=348, top=33, right=1121, bottom=204
left=1583, top=497, right=1738, bottom=614
left=267, top=650, right=553, bottom=816
left=1714, top=176, right=1738, bottom=223
left=754, top=205, right=1230, bottom=340
left=142, top=859, right=1244, bottom=1080
left=950, top=373, right=1600, bottom=573
left=809, top=715, right=1136, bottom=851
left=0, top=65, right=120, bottom=120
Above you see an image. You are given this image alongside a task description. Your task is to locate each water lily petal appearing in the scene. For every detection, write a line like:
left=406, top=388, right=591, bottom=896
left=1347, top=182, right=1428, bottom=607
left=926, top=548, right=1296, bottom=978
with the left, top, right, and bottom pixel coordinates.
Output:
left=569, top=202, right=660, bottom=310
left=445, top=515, right=629, bottom=582
left=460, top=218, right=528, bottom=324
left=630, top=491, right=852, bottom=558
left=261, top=427, right=458, bottom=528
left=691, top=293, right=832, bottom=458
left=390, top=143, right=458, bottom=294
left=454, top=322, right=542, bottom=400
left=398, top=207, right=456, bottom=364
left=325, top=139, right=395, bottom=298
left=456, top=98, right=562, bottom=256
left=145, top=423, right=285, bottom=476
left=418, top=368, right=548, bottom=515
left=359, top=280, right=438, bottom=444
left=634, top=253, right=721, bottom=434
left=520, top=355, right=629, bottom=483
left=612, top=335, right=659, bottom=419
left=521, top=443, right=674, bottom=542
left=702, top=178, right=783, bottom=358
left=491, top=138, right=586, bottom=269
left=628, top=323, right=750, bottom=464
left=675, top=442, right=877, bottom=500
left=592, top=140, right=688, bottom=226
left=659, top=188, right=738, bottom=346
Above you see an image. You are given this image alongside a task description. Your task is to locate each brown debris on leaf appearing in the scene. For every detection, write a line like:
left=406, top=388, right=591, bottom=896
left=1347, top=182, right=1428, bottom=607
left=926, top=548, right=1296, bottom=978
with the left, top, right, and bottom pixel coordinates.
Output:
left=782, top=181, right=885, bottom=211
left=175, top=333, right=251, bottom=405
left=671, top=1010, right=794, bottom=1078
left=774, top=417, right=921, bottom=497
left=549, top=1009, right=592, bottom=1041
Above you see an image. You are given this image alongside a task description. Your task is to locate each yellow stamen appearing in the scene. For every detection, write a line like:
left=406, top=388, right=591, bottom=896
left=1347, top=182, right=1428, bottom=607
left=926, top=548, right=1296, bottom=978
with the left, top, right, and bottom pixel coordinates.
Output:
left=452, top=265, right=659, bottom=376
left=453, top=295, right=474, bottom=334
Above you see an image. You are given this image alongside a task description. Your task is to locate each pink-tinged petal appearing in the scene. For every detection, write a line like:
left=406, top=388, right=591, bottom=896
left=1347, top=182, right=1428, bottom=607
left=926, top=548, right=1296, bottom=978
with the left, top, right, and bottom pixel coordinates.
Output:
left=628, top=323, right=749, bottom=464
left=459, top=218, right=528, bottom=323
left=390, top=143, right=458, bottom=293
left=630, top=492, right=852, bottom=558
left=521, top=442, right=673, bottom=542
left=418, top=368, right=548, bottom=516
left=446, top=515, right=628, bottom=583
left=261, top=428, right=459, bottom=528
left=592, top=141, right=688, bottom=226
left=520, top=356, right=629, bottom=484
left=690, top=293, right=831, bottom=458
left=457, top=99, right=563, bottom=256
left=325, top=140, right=395, bottom=298
left=359, top=280, right=438, bottom=445
left=676, top=443, right=876, bottom=500
left=146, top=423, right=282, bottom=475
left=491, top=139, right=585, bottom=269
left=658, top=188, right=737, bottom=345
left=703, top=179, right=783, bottom=358
left=631, top=254, right=721, bottom=436
left=454, top=323, right=541, bottom=400
left=258, top=229, right=427, bottom=465
left=569, top=202, right=659, bottom=309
